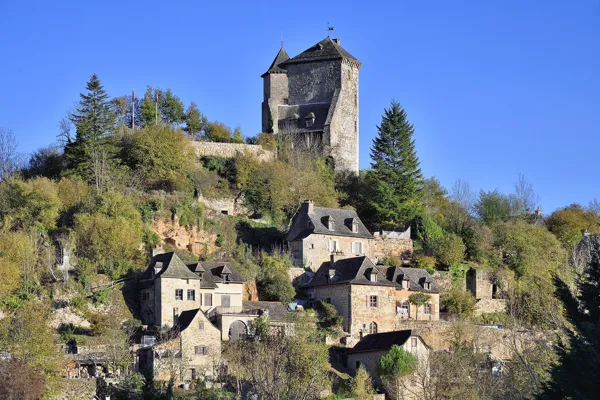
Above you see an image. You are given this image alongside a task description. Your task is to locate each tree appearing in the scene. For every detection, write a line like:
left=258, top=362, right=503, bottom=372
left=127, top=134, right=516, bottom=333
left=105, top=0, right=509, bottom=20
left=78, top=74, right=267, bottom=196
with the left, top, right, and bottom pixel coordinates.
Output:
left=23, top=146, right=65, bottom=179
left=349, top=366, right=376, bottom=399
left=442, top=289, right=476, bottom=317
left=139, top=86, right=160, bottom=128
left=431, top=233, right=466, bottom=267
left=510, top=173, right=539, bottom=217
left=66, top=74, right=118, bottom=192
left=0, top=128, right=21, bottom=181
left=408, top=292, right=431, bottom=321
left=159, top=89, right=185, bottom=125
left=232, top=126, right=244, bottom=143
left=205, top=122, right=234, bottom=143
left=365, top=100, right=424, bottom=229
left=376, top=345, right=417, bottom=400
left=547, top=204, right=600, bottom=252
left=540, top=234, right=600, bottom=399
left=256, top=253, right=295, bottom=303
left=475, top=189, right=512, bottom=225
left=183, top=102, right=208, bottom=137
left=0, top=358, right=46, bottom=400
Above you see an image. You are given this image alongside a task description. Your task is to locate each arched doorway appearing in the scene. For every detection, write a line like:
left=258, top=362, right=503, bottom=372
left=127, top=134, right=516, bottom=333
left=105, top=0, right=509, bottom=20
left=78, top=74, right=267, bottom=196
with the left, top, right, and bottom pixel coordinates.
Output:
left=228, top=320, right=248, bottom=341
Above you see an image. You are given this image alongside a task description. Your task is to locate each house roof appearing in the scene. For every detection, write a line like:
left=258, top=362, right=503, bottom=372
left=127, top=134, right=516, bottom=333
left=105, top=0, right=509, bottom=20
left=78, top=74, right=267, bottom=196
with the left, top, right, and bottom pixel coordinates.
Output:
left=176, top=309, right=201, bottom=332
left=141, top=252, right=200, bottom=280
left=201, top=261, right=245, bottom=283
left=243, top=301, right=291, bottom=322
left=261, top=47, right=290, bottom=77
left=347, top=330, right=413, bottom=354
left=286, top=204, right=373, bottom=241
left=302, top=256, right=395, bottom=288
left=280, top=37, right=361, bottom=67
left=277, top=103, right=331, bottom=133
left=186, top=262, right=218, bottom=289
left=377, top=266, right=440, bottom=294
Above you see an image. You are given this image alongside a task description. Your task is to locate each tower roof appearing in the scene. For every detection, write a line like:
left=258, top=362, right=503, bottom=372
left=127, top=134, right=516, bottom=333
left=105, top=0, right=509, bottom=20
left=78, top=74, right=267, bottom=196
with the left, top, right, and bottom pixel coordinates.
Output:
left=261, top=47, right=290, bottom=77
left=281, top=37, right=361, bottom=67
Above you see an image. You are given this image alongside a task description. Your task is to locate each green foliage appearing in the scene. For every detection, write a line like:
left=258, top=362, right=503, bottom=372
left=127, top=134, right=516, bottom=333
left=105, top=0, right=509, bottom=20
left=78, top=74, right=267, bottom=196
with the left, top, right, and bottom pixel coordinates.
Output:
left=413, top=255, right=436, bottom=274
left=475, top=189, right=512, bottom=225
left=124, top=125, right=195, bottom=191
left=183, top=102, right=208, bottom=137
left=205, top=121, right=235, bottom=143
left=316, top=300, right=343, bottom=333
left=443, top=288, right=476, bottom=317
left=92, top=287, right=112, bottom=305
left=547, top=204, right=600, bottom=251
left=349, top=367, right=375, bottom=399
left=449, top=263, right=469, bottom=287
left=159, top=89, right=185, bottom=125
left=414, top=213, right=444, bottom=247
left=247, top=132, right=276, bottom=151
left=365, top=100, right=424, bottom=229
left=385, top=255, right=403, bottom=268
left=431, top=233, right=466, bottom=267
left=0, top=178, right=61, bottom=232
left=256, top=252, right=295, bottom=303
left=377, top=344, right=417, bottom=378
left=476, top=312, right=508, bottom=325
left=232, top=126, right=244, bottom=143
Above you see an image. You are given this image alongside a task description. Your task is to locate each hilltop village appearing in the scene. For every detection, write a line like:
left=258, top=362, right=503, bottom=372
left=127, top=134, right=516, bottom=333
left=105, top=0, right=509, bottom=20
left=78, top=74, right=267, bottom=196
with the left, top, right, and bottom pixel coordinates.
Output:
left=0, top=36, right=598, bottom=400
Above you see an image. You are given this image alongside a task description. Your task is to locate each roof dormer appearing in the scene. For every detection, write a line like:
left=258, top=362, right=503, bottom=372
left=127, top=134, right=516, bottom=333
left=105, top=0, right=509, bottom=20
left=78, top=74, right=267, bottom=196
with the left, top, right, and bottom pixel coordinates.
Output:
left=346, top=217, right=359, bottom=233
left=322, top=215, right=335, bottom=231
left=305, top=112, right=316, bottom=128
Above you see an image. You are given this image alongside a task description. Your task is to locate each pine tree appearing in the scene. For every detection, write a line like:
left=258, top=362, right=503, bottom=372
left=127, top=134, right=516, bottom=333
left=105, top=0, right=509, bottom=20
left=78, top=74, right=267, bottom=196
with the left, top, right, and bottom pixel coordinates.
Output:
left=139, top=86, right=160, bottom=128
left=183, top=102, right=207, bottom=137
left=540, top=235, right=600, bottom=399
left=159, top=89, right=185, bottom=125
left=366, top=100, right=424, bottom=228
left=65, top=74, right=117, bottom=191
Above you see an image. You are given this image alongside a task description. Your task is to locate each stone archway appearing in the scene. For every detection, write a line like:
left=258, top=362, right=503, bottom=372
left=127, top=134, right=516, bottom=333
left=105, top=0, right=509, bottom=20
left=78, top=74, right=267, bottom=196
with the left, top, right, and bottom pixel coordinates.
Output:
left=228, top=320, right=248, bottom=341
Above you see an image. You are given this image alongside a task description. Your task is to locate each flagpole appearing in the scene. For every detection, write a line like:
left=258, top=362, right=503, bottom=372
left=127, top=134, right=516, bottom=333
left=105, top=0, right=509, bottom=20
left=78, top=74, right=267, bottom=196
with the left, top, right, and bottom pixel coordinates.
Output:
left=155, top=89, right=159, bottom=126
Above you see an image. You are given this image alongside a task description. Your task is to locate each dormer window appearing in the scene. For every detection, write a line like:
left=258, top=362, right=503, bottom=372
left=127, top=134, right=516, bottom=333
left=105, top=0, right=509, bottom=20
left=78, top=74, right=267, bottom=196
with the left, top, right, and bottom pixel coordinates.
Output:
left=326, top=217, right=335, bottom=231
left=352, top=221, right=359, bottom=233
left=402, top=279, right=409, bottom=290
left=425, top=282, right=431, bottom=290
left=153, top=261, right=163, bottom=276
left=370, top=273, right=377, bottom=282
left=305, top=112, right=315, bottom=128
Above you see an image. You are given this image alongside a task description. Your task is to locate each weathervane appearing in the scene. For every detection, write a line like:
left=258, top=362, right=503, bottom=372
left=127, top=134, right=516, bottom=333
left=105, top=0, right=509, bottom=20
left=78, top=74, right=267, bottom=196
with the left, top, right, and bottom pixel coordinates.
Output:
left=327, top=22, right=334, bottom=37
left=280, top=31, right=284, bottom=49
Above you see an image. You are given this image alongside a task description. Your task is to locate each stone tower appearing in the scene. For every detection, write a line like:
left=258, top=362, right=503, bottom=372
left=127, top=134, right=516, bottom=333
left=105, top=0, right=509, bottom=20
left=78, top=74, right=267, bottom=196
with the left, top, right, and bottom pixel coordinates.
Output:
left=261, top=37, right=361, bottom=173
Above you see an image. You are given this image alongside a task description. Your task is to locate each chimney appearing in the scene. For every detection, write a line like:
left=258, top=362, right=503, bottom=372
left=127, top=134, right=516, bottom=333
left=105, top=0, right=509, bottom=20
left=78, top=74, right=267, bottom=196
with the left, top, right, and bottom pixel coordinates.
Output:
left=302, top=200, right=314, bottom=215
left=332, top=38, right=340, bottom=45
left=152, top=245, right=165, bottom=257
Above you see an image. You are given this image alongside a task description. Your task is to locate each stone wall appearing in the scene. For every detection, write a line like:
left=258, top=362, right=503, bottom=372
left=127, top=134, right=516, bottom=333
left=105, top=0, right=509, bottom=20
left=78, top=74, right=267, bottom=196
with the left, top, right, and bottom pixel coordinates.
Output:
left=198, top=194, right=249, bottom=217
left=475, top=298, right=507, bottom=315
left=349, top=285, right=397, bottom=344
left=53, top=378, right=96, bottom=400
left=330, top=61, right=359, bottom=173
left=295, top=234, right=371, bottom=271
left=370, top=232, right=413, bottom=262
left=287, top=61, right=340, bottom=104
left=396, top=291, right=440, bottom=321
left=190, top=141, right=274, bottom=162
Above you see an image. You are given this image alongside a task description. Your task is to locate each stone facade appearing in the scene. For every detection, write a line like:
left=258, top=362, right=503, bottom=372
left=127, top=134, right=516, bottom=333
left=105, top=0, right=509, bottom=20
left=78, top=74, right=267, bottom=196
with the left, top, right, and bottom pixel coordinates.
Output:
left=190, top=141, right=274, bottom=162
left=53, top=378, right=97, bottom=400
left=371, top=229, right=413, bottom=262
left=262, top=38, right=361, bottom=172
left=474, top=298, right=507, bottom=316
left=294, top=233, right=372, bottom=271
left=198, top=194, right=248, bottom=217
left=466, top=268, right=497, bottom=300
left=395, top=289, right=440, bottom=321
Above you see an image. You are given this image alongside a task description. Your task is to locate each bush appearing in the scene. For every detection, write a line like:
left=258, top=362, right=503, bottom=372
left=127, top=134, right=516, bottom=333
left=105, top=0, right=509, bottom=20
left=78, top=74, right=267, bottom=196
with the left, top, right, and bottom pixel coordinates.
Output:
left=256, top=253, right=296, bottom=303
left=316, top=301, right=343, bottom=332
left=92, top=287, right=112, bottom=305
left=414, top=255, right=436, bottom=274
left=443, top=289, right=476, bottom=317
left=431, top=233, right=466, bottom=267
left=385, top=256, right=402, bottom=268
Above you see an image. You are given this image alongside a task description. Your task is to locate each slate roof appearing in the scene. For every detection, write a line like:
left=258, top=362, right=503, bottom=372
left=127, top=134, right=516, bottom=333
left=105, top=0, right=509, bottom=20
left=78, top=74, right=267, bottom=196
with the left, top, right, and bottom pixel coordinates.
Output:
left=377, top=266, right=440, bottom=294
left=347, top=330, right=413, bottom=354
left=280, top=37, right=361, bottom=67
left=176, top=309, right=201, bottom=332
left=186, top=262, right=218, bottom=289
left=201, top=261, right=245, bottom=283
left=286, top=204, right=373, bottom=241
left=261, top=47, right=290, bottom=77
left=278, top=103, right=330, bottom=133
left=141, top=252, right=200, bottom=280
left=302, top=256, right=395, bottom=288
left=243, top=301, right=291, bottom=321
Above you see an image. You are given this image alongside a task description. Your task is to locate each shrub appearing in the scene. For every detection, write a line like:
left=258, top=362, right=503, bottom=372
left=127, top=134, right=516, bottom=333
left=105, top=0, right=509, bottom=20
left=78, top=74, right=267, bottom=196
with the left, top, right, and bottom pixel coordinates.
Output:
left=414, top=255, right=436, bottom=274
left=431, top=233, right=466, bottom=267
left=443, top=289, right=476, bottom=317
left=385, top=256, right=402, bottom=268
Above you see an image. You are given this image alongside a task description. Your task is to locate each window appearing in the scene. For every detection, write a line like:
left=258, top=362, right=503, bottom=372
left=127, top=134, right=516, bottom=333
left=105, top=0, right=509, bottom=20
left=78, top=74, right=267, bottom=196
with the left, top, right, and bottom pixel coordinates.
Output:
left=329, top=240, right=338, bottom=253
left=402, top=280, right=409, bottom=290
left=292, top=241, right=299, bottom=251
left=328, top=219, right=335, bottom=231
left=283, top=98, right=289, bottom=104
left=195, top=346, right=209, bottom=355
left=352, top=221, right=358, bottom=233
left=173, top=308, right=179, bottom=325
left=185, top=279, right=189, bottom=285
left=199, top=321, right=205, bottom=330
left=222, top=295, right=231, bottom=308
left=411, top=337, right=417, bottom=348
left=199, top=293, right=203, bottom=306
left=187, top=289, right=195, bottom=301
left=425, top=282, right=431, bottom=290
left=369, top=295, right=378, bottom=308
left=306, top=119, right=314, bottom=128
left=142, top=292, right=150, bottom=301
left=369, top=322, right=378, bottom=334
left=191, top=368, right=196, bottom=380
left=424, top=303, right=432, bottom=315
left=175, top=289, right=183, bottom=300
left=352, top=242, right=363, bottom=255
left=399, top=301, right=409, bottom=316
left=310, top=243, right=315, bottom=249
left=204, top=293, right=213, bottom=307
left=355, top=120, right=357, bottom=133
left=326, top=298, right=332, bottom=304
left=370, top=273, right=377, bottom=282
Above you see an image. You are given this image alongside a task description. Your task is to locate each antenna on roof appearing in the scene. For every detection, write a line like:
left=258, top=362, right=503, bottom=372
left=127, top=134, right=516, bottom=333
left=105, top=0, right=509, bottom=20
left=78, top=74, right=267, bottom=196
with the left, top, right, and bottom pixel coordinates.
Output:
left=280, top=31, right=284, bottom=49
left=327, top=22, right=334, bottom=37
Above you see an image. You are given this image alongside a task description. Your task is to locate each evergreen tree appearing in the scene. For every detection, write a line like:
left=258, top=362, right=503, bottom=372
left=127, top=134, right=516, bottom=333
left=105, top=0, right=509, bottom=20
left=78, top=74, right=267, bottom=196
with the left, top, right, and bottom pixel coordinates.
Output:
left=183, top=102, right=207, bottom=137
left=159, top=89, right=185, bottom=125
left=65, top=74, right=117, bottom=191
left=366, top=100, right=424, bottom=228
left=139, top=86, right=160, bottom=128
left=540, top=235, right=600, bottom=399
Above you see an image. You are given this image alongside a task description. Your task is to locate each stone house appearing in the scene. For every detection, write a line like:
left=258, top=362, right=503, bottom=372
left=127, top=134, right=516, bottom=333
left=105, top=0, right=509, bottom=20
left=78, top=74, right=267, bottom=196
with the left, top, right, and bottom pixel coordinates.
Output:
left=466, top=268, right=507, bottom=315
left=212, top=301, right=293, bottom=341
left=302, top=256, right=397, bottom=345
left=378, top=267, right=441, bottom=321
left=262, top=37, right=361, bottom=172
left=346, top=330, right=429, bottom=387
left=140, top=308, right=222, bottom=382
left=287, top=201, right=375, bottom=271
left=138, top=251, right=245, bottom=330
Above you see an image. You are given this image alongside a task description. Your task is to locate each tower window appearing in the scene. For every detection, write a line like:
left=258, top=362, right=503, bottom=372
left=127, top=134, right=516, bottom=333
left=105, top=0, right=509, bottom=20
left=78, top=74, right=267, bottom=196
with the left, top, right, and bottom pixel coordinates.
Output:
left=283, top=98, right=289, bottom=104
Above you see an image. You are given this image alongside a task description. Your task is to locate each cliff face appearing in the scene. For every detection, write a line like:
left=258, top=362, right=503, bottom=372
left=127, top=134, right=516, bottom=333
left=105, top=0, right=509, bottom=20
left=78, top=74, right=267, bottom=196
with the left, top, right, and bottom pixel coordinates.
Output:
left=152, top=219, right=218, bottom=257
left=572, top=234, right=600, bottom=274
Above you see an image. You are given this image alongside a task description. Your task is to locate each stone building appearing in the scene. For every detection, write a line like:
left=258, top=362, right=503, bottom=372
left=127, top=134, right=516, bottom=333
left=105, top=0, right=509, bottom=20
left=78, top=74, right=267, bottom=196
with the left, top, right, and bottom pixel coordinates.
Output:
left=378, top=266, right=440, bottom=321
left=138, top=251, right=245, bottom=329
left=287, top=200, right=412, bottom=271
left=261, top=37, right=361, bottom=172
left=302, top=256, right=397, bottom=345
left=466, top=268, right=507, bottom=315
left=346, top=330, right=429, bottom=389
left=140, top=308, right=222, bottom=382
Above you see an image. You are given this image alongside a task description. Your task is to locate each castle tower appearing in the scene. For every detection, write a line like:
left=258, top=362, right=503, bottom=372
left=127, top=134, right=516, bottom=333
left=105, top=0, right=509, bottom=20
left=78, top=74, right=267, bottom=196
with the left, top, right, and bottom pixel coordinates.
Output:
left=261, top=37, right=361, bottom=173
left=261, top=47, right=289, bottom=134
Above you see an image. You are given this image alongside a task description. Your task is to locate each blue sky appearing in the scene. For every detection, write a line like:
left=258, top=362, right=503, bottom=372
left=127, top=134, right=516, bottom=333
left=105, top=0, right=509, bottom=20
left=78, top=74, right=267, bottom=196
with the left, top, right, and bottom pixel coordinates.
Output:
left=0, top=0, right=599, bottom=213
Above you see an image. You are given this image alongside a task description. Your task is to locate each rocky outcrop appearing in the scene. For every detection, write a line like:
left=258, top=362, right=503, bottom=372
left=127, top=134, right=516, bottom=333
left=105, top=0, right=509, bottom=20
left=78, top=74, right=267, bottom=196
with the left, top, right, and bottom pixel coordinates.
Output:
left=49, top=307, right=91, bottom=329
left=152, top=219, right=218, bottom=256
left=572, top=233, right=600, bottom=274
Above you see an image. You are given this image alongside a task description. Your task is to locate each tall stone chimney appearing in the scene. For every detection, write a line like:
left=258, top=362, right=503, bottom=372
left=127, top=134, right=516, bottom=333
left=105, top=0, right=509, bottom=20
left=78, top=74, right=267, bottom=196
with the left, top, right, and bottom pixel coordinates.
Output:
left=152, top=245, right=165, bottom=257
left=302, top=200, right=314, bottom=215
